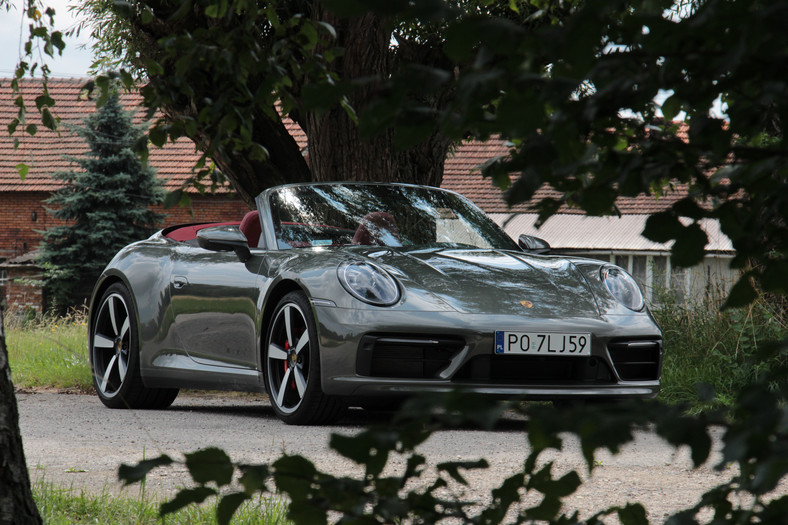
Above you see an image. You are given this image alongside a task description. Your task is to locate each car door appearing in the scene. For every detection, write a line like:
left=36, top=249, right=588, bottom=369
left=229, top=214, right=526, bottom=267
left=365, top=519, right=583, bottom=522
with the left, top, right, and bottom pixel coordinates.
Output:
left=168, top=242, right=265, bottom=370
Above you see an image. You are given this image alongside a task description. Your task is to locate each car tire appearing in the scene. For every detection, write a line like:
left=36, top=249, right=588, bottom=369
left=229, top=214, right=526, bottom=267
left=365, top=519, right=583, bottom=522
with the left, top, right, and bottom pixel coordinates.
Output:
left=264, top=291, right=345, bottom=425
left=90, top=283, right=178, bottom=409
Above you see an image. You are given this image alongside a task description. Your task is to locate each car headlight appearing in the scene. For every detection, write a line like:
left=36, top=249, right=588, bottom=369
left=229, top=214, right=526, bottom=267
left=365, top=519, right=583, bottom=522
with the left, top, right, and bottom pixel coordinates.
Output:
left=338, top=262, right=401, bottom=306
left=601, top=266, right=645, bottom=311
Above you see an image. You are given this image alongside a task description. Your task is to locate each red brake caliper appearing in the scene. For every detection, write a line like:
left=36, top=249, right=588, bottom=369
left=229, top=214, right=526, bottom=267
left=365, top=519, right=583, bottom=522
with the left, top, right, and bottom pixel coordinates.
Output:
left=283, top=340, right=290, bottom=376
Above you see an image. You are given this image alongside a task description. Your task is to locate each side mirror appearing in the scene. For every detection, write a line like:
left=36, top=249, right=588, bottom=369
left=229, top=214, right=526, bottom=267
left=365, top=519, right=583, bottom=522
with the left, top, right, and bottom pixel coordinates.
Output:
left=197, top=226, right=252, bottom=262
left=517, top=234, right=551, bottom=254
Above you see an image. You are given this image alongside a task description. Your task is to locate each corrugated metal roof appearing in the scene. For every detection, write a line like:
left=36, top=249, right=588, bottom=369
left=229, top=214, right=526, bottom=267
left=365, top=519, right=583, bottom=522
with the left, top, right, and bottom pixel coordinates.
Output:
left=489, top=213, right=734, bottom=253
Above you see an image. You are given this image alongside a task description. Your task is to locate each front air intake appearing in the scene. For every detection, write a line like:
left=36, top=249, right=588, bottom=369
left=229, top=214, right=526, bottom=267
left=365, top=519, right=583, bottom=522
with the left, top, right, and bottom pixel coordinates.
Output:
left=607, top=339, right=662, bottom=381
left=356, top=335, right=465, bottom=379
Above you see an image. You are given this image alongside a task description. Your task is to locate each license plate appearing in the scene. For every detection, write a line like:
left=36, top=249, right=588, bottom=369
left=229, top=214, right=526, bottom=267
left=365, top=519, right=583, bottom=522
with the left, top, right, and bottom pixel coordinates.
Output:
left=494, top=331, right=591, bottom=356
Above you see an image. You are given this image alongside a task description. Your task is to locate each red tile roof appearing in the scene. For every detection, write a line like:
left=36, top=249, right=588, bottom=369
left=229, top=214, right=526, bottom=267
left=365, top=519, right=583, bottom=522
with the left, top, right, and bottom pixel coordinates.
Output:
left=0, top=78, right=306, bottom=194
left=2, top=78, right=683, bottom=214
left=443, top=136, right=689, bottom=215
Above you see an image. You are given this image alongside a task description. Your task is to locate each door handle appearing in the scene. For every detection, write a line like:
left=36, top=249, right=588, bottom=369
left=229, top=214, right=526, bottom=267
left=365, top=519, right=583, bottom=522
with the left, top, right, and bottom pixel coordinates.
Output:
left=172, top=276, right=188, bottom=289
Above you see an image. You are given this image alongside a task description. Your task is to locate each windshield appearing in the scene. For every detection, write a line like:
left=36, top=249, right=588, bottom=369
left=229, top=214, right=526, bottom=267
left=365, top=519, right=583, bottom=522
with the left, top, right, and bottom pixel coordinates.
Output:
left=267, top=184, right=519, bottom=251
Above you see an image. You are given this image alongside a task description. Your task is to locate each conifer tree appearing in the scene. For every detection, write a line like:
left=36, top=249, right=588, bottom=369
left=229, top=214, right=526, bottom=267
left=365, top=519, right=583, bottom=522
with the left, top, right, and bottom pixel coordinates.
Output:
left=40, top=91, right=164, bottom=309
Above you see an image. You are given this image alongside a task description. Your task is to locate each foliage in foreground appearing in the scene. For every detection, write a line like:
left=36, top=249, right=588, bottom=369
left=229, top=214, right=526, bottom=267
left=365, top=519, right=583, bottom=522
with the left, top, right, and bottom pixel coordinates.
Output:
left=31, top=478, right=288, bottom=524
left=121, top=348, right=787, bottom=525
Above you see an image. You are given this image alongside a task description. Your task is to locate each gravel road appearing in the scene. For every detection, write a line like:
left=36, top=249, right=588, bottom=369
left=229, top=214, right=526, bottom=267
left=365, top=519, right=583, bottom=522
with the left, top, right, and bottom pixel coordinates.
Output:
left=16, top=391, right=785, bottom=523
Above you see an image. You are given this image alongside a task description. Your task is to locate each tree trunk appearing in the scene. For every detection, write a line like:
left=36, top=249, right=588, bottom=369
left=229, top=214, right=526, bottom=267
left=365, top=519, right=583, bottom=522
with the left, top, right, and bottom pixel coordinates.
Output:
left=0, top=304, right=42, bottom=525
left=302, top=11, right=394, bottom=182
left=301, top=10, right=453, bottom=186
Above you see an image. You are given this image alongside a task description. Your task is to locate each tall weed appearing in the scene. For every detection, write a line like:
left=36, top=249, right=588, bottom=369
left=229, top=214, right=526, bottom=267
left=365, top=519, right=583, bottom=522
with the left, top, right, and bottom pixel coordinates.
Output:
left=652, top=291, right=787, bottom=411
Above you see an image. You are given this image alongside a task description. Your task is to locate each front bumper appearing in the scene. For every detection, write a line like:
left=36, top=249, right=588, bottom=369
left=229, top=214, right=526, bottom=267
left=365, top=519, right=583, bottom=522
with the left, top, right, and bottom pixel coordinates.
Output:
left=314, top=306, right=662, bottom=399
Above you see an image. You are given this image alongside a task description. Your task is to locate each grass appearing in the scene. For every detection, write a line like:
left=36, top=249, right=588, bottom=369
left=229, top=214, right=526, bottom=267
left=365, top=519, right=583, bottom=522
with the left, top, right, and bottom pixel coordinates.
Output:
left=32, top=479, right=290, bottom=524
left=652, top=291, right=788, bottom=411
left=5, top=309, right=93, bottom=391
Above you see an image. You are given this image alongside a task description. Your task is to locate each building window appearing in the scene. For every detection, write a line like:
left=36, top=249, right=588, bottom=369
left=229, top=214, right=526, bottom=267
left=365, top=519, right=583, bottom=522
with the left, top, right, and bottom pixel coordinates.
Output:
left=670, top=265, right=688, bottom=302
left=631, top=255, right=647, bottom=289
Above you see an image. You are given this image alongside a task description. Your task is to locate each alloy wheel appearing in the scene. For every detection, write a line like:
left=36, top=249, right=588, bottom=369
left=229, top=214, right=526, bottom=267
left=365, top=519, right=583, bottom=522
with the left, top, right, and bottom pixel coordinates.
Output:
left=92, top=292, right=131, bottom=398
left=266, top=302, right=311, bottom=414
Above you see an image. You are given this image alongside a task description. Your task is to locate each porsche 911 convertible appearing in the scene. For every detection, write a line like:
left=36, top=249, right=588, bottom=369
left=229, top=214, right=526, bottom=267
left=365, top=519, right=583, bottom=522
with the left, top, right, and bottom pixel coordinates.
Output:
left=88, top=182, right=662, bottom=424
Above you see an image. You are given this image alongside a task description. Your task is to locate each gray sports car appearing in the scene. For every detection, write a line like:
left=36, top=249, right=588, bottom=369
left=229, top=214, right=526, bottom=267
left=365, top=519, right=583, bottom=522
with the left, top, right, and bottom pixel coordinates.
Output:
left=88, top=182, right=662, bottom=424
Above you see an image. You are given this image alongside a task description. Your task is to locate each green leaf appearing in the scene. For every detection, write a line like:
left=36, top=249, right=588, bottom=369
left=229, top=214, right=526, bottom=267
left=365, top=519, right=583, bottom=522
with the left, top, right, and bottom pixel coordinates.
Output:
left=443, top=18, right=481, bottom=62
left=272, top=455, right=317, bottom=495
left=118, top=455, right=173, bottom=486
left=330, top=431, right=391, bottom=477
left=16, top=163, right=29, bottom=180
left=185, top=447, right=234, bottom=487
left=205, top=0, right=228, bottom=18
left=149, top=125, right=167, bottom=147
left=525, top=493, right=562, bottom=521
left=722, top=274, right=758, bottom=309
left=661, top=94, right=682, bottom=122
left=655, top=417, right=712, bottom=468
left=301, top=82, right=346, bottom=111
left=670, top=222, right=708, bottom=268
left=160, top=487, right=217, bottom=516
left=119, top=69, right=134, bottom=90
left=436, top=459, right=489, bottom=486
left=217, top=492, right=249, bottom=525
left=8, top=117, right=20, bottom=135
left=41, top=108, right=58, bottom=131
left=672, top=198, right=707, bottom=221
left=163, top=189, right=184, bottom=209
left=316, top=21, right=337, bottom=40
left=35, top=93, right=55, bottom=110
left=643, top=211, right=683, bottom=243
left=287, top=503, right=328, bottom=525
left=113, top=1, right=133, bottom=18
left=238, top=464, right=269, bottom=493
left=617, top=503, right=649, bottom=525
left=298, top=22, right=319, bottom=49
left=141, top=6, right=154, bottom=24
left=666, top=509, right=701, bottom=525
left=760, top=260, right=788, bottom=295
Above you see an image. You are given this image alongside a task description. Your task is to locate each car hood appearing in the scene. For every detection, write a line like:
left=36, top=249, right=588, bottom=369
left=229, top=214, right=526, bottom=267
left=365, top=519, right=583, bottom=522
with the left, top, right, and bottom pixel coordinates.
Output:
left=359, top=248, right=601, bottom=317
